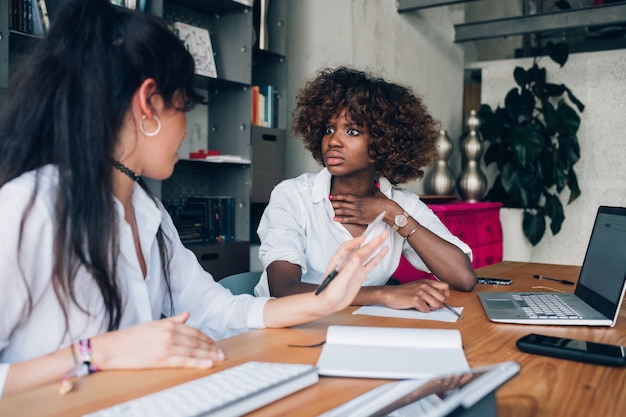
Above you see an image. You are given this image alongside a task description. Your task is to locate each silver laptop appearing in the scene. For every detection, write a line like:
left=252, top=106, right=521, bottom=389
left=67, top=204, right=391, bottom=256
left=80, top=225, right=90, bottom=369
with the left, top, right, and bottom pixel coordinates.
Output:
left=478, top=206, right=626, bottom=327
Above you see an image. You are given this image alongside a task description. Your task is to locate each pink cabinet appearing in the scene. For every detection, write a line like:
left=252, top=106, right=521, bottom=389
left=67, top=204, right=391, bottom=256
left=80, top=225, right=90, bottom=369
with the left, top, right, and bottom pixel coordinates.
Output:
left=393, top=201, right=503, bottom=283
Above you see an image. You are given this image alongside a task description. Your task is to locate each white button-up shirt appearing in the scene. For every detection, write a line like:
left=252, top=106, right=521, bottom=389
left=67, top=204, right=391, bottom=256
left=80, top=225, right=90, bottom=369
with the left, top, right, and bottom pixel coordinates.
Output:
left=0, top=165, right=268, bottom=396
left=254, top=168, right=472, bottom=296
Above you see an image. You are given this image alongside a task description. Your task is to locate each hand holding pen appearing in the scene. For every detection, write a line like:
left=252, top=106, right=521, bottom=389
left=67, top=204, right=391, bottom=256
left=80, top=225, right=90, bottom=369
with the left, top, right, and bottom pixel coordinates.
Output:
left=432, top=276, right=463, bottom=319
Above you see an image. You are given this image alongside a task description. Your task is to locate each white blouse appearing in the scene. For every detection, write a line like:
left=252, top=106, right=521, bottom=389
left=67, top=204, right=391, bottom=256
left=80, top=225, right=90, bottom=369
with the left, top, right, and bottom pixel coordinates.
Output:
left=254, top=168, right=472, bottom=296
left=0, top=165, right=268, bottom=396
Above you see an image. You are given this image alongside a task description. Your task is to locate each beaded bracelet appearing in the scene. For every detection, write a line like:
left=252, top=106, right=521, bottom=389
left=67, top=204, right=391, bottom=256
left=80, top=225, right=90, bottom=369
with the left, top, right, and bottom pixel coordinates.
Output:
left=59, top=339, right=99, bottom=395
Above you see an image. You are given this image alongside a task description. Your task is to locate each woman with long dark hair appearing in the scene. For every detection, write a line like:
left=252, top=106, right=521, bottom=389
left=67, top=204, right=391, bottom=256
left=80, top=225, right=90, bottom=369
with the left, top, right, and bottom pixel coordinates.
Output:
left=0, top=0, right=388, bottom=396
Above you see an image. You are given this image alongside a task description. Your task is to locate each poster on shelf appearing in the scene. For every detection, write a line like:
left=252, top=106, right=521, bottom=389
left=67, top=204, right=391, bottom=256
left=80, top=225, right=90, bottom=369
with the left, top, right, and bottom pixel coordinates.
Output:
left=174, top=21, right=218, bottom=78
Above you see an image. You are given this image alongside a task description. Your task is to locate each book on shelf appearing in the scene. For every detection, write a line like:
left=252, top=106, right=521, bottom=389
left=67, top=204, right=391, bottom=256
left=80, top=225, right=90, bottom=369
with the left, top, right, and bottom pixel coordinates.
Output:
left=37, top=0, right=50, bottom=33
left=174, top=21, right=218, bottom=79
left=110, top=1, right=148, bottom=11
left=209, top=197, right=235, bottom=244
left=25, top=0, right=32, bottom=34
left=10, top=0, right=49, bottom=36
left=169, top=196, right=236, bottom=245
left=316, top=326, right=470, bottom=379
left=10, top=0, right=30, bottom=34
left=251, top=85, right=279, bottom=128
left=33, top=0, right=49, bottom=36
left=251, top=86, right=260, bottom=126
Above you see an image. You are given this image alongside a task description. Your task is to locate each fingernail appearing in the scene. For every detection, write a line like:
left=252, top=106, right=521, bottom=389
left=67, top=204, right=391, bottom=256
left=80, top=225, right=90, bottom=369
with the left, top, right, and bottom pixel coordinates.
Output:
left=201, top=359, right=214, bottom=368
left=328, top=195, right=333, bottom=200
left=333, top=217, right=338, bottom=221
left=217, top=349, right=225, bottom=360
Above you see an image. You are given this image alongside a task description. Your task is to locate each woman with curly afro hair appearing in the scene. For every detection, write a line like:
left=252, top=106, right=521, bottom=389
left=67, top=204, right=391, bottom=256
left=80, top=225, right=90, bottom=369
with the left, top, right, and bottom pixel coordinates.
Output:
left=254, top=66, right=476, bottom=312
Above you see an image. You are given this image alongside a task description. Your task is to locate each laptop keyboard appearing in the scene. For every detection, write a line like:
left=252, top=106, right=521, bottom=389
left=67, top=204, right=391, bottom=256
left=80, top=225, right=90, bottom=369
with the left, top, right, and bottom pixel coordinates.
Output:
left=514, top=294, right=583, bottom=319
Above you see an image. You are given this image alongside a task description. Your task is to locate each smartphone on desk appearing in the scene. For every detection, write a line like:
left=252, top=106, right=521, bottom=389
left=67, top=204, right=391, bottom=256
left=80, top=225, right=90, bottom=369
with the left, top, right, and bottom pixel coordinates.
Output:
left=517, top=333, right=626, bottom=367
left=477, top=277, right=512, bottom=286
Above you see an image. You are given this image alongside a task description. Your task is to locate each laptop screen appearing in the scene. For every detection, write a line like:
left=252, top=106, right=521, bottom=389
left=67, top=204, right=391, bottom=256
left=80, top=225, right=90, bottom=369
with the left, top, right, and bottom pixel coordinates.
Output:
left=576, top=206, right=626, bottom=318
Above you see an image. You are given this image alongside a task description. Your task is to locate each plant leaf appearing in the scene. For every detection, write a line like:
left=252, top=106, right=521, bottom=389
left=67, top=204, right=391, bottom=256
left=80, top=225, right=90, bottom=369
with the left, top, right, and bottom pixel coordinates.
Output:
left=501, top=164, right=529, bottom=207
left=514, top=67, right=526, bottom=89
left=477, top=104, right=498, bottom=142
left=526, top=64, right=544, bottom=87
left=509, top=124, right=544, bottom=167
left=483, top=141, right=501, bottom=166
left=563, top=86, right=585, bottom=112
left=505, top=88, right=534, bottom=122
left=523, top=210, right=546, bottom=246
left=558, top=134, right=580, bottom=169
left=541, top=99, right=558, bottom=134
left=547, top=41, right=569, bottom=67
left=567, top=169, right=581, bottom=203
left=544, top=194, right=565, bottom=235
left=555, top=100, right=581, bottom=136
left=545, top=83, right=565, bottom=97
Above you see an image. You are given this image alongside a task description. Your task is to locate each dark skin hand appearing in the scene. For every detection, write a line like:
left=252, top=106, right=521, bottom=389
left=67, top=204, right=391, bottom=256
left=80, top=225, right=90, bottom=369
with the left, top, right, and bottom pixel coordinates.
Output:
left=330, top=189, right=476, bottom=291
left=267, top=190, right=476, bottom=312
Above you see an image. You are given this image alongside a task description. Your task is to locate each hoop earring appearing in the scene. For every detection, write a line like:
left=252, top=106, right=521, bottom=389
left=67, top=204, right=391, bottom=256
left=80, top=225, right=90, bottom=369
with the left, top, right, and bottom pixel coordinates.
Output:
left=140, top=115, right=161, bottom=137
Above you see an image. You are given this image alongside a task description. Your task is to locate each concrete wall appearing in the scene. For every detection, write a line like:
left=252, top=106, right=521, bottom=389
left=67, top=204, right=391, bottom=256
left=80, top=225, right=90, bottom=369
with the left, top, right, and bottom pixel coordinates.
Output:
left=476, top=49, right=626, bottom=265
left=284, top=0, right=465, bottom=196
left=282, top=1, right=626, bottom=267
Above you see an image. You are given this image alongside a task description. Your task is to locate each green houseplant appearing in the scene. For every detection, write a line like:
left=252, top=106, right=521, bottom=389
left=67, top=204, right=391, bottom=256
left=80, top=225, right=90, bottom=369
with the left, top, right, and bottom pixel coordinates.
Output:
left=478, top=41, right=585, bottom=246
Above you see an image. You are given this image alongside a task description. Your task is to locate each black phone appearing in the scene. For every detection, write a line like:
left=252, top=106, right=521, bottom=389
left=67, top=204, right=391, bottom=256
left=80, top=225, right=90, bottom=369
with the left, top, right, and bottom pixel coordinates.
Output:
left=516, top=333, right=626, bottom=367
left=477, top=277, right=512, bottom=285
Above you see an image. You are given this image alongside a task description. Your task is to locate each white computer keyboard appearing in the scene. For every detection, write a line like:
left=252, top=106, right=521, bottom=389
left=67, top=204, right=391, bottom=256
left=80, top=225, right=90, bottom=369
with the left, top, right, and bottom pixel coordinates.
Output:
left=83, top=361, right=318, bottom=417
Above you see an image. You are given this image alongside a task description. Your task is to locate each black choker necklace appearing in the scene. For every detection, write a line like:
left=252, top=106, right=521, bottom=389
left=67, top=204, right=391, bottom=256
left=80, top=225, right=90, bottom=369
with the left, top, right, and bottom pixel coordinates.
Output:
left=111, top=159, right=140, bottom=182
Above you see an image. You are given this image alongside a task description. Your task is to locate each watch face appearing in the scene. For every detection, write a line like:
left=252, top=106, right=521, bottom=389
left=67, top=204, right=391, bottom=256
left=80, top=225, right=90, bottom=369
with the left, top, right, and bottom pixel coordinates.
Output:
left=394, top=214, right=408, bottom=228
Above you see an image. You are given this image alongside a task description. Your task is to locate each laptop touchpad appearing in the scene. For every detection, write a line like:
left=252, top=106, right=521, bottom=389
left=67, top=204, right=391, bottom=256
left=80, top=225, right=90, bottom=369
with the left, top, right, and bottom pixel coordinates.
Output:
left=486, top=300, right=517, bottom=309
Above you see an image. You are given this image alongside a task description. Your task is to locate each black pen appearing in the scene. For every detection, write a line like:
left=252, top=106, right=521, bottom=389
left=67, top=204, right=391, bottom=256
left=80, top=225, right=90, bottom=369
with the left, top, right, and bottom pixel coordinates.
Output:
left=533, top=274, right=575, bottom=285
left=315, top=211, right=386, bottom=296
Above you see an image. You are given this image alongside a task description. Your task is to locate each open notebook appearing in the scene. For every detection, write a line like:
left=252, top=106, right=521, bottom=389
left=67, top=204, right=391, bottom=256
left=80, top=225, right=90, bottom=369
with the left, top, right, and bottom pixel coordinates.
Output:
left=479, top=206, right=626, bottom=326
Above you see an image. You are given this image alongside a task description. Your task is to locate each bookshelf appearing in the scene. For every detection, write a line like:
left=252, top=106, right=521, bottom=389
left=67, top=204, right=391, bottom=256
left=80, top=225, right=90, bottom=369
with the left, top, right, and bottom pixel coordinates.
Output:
left=0, top=0, right=288, bottom=280
left=154, top=0, right=288, bottom=279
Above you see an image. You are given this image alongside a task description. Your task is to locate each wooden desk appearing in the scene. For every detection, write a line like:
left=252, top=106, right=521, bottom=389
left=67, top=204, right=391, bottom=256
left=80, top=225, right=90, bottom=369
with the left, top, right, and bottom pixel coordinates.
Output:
left=2, top=262, right=626, bottom=417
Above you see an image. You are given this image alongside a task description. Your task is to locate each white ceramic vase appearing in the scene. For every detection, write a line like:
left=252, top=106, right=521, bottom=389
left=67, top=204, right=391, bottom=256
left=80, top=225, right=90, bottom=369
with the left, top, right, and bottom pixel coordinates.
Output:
left=499, top=207, right=532, bottom=262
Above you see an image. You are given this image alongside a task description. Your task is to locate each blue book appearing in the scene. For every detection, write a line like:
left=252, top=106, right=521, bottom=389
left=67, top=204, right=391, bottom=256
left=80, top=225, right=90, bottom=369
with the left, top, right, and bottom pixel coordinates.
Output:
left=258, top=85, right=277, bottom=128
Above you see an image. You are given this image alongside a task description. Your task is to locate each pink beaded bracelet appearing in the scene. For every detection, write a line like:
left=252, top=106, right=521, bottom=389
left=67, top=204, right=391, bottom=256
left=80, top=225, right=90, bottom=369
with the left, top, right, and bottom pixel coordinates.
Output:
left=59, top=338, right=99, bottom=395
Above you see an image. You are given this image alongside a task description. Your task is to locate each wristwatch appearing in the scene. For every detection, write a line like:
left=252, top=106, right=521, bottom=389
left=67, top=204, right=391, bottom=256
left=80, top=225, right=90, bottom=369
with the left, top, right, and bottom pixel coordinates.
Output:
left=392, top=211, right=410, bottom=231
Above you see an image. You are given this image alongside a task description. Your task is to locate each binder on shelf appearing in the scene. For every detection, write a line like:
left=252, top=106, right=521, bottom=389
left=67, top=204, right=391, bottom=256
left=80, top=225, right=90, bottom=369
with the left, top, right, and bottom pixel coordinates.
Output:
left=174, top=22, right=218, bottom=79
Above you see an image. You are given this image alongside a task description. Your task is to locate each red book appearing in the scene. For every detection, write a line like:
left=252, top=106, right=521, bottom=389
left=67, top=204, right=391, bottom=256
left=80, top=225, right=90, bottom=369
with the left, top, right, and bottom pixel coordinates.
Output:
left=251, top=86, right=260, bottom=126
